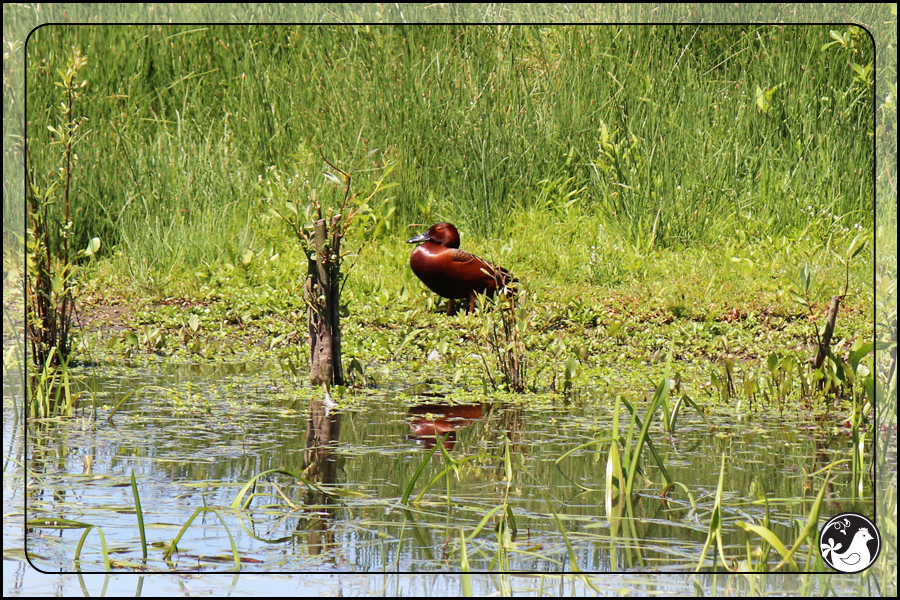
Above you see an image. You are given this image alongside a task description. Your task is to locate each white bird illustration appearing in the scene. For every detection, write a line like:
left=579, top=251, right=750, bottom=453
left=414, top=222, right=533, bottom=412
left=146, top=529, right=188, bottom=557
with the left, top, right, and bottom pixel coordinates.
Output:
left=822, top=527, right=874, bottom=572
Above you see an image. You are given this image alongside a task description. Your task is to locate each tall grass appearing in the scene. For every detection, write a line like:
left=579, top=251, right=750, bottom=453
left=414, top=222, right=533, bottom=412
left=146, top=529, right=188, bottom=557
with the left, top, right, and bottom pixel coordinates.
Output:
left=23, top=24, right=874, bottom=286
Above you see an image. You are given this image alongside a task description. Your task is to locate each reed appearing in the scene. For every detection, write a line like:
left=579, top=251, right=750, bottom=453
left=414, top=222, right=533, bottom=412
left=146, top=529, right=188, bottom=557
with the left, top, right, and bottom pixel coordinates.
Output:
left=22, top=25, right=874, bottom=287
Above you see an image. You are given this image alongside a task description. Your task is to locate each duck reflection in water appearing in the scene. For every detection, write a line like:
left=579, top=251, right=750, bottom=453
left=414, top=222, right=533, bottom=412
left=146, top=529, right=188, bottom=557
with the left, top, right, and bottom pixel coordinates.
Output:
left=406, top=404, right=485, bottom=451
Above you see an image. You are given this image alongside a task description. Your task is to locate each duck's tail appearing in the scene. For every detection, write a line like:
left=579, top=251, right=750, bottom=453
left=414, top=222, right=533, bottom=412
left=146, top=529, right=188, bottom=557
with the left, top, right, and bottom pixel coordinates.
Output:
left=495, top=265, right=518, bottom=299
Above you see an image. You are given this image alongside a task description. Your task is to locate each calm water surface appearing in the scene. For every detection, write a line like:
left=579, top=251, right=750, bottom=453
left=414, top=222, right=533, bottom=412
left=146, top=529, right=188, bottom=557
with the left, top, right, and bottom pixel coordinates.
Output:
left=4, top=357, right=876, bottom=593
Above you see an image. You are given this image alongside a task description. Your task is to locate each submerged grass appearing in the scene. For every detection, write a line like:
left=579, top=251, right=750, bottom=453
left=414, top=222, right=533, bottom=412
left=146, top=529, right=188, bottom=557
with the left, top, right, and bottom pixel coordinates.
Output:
left=16, top=366, right=881, bottom=575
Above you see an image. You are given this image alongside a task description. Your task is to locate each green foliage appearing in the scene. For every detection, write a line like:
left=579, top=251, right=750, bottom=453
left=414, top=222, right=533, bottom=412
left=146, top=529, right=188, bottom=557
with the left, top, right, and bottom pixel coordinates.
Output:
left=733, top=461, right=840, bottom=572
left=23, top=25, right=874, bottom=284
left=5, top=7, right=894, bottom=585
left=472, top=287, right=529, bottom=393
left=25, top=46, right=91, bottom=414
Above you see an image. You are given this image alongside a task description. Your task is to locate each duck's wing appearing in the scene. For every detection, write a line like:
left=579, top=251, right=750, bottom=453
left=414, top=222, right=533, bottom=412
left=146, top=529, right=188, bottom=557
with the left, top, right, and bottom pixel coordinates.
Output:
left=450, top=249, right=501, bottom=276
left=450, top=249, right=517, bottom=286
left=449, top=249, right=478, bottom=264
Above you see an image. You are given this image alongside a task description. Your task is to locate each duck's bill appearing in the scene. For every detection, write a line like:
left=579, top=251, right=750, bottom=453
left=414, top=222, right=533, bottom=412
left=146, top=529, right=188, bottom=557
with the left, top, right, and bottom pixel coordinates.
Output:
left=407, top=232, right=431, bottom=244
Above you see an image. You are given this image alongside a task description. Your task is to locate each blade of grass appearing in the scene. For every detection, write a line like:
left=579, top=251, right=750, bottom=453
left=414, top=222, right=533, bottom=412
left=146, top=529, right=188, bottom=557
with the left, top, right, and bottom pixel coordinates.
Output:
left=460, top=526, right=472, bottom=595
left=74, top=524, right=111, bottom=571
left=696, top=453, right=731, bottom=572
left=130, top=470, right=147, bottom=560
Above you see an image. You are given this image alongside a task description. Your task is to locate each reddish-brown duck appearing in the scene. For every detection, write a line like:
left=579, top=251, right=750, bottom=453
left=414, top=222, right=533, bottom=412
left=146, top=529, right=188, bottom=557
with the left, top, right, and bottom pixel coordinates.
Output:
left=407, top=222, right=515, bottom=315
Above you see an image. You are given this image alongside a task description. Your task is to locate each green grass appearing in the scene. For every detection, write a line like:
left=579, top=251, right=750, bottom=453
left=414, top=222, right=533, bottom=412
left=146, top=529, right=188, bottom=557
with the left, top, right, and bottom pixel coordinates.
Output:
left=64, top=224, right=873, bottom=400
left=13, top=25, right=882, bottom=367
left=20, top=24, right=875, bottom=269
left=11, top=33, right=880, bottom=407
left=14, top=22, right=875, bottom=422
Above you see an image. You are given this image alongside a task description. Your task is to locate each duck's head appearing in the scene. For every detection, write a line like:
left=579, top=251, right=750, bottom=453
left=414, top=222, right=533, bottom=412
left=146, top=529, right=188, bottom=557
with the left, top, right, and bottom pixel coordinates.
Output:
left=407, top=222, right=461, bottom=248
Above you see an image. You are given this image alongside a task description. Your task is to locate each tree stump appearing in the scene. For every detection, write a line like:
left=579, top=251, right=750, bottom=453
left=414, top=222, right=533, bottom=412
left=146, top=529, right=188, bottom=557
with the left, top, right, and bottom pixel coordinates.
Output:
left=306, top=217, right=343, bottom=386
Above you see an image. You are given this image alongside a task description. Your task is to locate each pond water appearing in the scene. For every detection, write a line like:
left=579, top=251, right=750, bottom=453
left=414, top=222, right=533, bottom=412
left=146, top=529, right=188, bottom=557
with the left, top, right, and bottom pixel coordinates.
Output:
left=5, top=357, right=876, bottom=586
